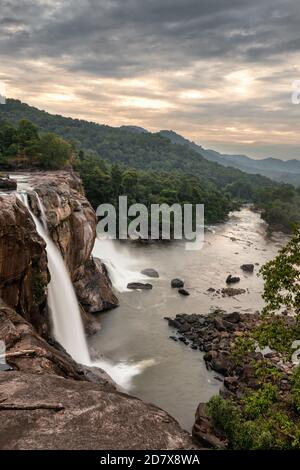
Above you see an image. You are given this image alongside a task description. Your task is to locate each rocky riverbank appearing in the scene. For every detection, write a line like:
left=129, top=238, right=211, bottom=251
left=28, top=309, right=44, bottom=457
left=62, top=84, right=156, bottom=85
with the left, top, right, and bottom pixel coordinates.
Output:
left=165, top=310, right=297, bottom=448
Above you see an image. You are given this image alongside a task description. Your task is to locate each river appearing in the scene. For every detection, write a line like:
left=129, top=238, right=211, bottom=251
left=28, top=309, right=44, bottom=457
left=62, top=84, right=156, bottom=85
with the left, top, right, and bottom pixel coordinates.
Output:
left=90, top=207, right=287, bottom=431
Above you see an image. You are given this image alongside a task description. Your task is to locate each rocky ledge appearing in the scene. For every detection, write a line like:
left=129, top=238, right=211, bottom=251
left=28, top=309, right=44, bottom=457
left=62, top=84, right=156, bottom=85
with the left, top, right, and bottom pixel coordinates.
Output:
left=166, top=310, right=295, bottom=448
left=0, top=299, right=197, bottom=449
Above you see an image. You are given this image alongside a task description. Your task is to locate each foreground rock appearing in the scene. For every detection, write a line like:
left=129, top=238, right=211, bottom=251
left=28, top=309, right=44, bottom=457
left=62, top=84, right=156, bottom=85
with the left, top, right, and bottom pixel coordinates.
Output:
left=0, top=300, right=197, bottom=450
left=0, top=372, right=196, bottom=450
left=141, top=268, right=159, bottom=278
left=171, top=278, right=184, bottom=288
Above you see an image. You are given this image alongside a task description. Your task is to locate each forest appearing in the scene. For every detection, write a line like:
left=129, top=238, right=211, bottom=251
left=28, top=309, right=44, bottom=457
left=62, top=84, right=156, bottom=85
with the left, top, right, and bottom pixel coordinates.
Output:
left=1, top=99, right=300, bottom=232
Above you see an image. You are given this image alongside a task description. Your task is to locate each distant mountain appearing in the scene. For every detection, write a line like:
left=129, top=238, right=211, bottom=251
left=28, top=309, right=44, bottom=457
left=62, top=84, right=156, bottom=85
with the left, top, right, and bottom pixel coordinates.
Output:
left=159, top=130, right=300, bottom=186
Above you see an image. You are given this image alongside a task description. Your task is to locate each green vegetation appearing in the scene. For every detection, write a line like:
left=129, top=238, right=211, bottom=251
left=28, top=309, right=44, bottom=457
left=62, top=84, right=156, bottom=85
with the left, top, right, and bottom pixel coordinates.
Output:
left=206, top=230, right=300, bottom=449
left=0, top=119, right=72, bottom=169
left=1, top=98, right=300, bottom=232
left=260, top=227, right=300, bottom=315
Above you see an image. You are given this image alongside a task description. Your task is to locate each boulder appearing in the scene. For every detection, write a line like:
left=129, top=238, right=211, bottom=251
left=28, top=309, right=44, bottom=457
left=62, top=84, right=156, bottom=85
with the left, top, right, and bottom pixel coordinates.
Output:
left=178, top=288, right=190, bottom=296
left=0, top=177, right=17, bottom=191
left=171, top=278, right=184, bottom=288
left=221, top=287, right=246, bottom=297
left=141, top=268, right=159, bottom=278
left=193, top=403, right=227, bottom=449
left=223, top=312, right=240, bottom=323
left=127, top=282, right=153, bottom=290
left=226, top=274, right=240, bottom=284
left=240, top=264, right=254, bottom=273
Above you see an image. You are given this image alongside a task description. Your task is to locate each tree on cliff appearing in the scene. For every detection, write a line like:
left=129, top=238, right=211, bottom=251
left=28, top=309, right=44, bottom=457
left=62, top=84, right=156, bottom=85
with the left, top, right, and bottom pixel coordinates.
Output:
left=36, top=133, right=73, bottom=169
left=260, top=227, right=300, bottom=315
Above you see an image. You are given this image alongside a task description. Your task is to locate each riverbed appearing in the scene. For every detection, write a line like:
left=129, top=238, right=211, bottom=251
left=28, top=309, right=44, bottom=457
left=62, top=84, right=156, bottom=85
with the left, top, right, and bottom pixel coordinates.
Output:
left=90, top=207, right=287, bottom=431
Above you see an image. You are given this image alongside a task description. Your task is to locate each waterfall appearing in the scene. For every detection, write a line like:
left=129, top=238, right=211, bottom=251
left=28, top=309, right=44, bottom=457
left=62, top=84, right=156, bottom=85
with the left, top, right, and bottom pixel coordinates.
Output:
left=17, top=191, right=152, bottom=389
left=18, top=192, right=90, bottom=364
left=93, top=238, right=146, bottom=292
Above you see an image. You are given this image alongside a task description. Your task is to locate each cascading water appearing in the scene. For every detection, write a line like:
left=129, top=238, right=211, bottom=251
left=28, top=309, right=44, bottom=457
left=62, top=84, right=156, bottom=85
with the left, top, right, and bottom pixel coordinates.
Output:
left=93, top=237, right=147, bottom=292
left=17, top=190, right=153, bottom=389
left=18, top=192, right=90, bottom=364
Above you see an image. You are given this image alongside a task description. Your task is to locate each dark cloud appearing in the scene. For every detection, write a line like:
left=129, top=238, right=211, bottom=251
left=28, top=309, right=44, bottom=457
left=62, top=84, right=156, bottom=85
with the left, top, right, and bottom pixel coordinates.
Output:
left=0, top=0, right=299, bottom=158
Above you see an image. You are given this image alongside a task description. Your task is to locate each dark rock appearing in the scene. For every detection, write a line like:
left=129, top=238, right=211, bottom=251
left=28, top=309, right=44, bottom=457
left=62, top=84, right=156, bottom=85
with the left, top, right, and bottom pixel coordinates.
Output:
left=226, top=275, right=240, bottom=284
left=171, top=278, right=184, bottom=288
left=178, top=323, right=190, bottom=334
left=141, top=268, right=159, bottom=278
left=193, top=403, right=227, bottom=449
left=0, top=177, right=17, bottom=191
left=223, top=312, right=240, bottom=324
left=178, top=288, right=190, bottom=296
left=221, top=287, right=246, bottom=297
left=207, top=287, right=215, bottom=292
left=169, top=336, right=178, bottom=342
left=127, top=282, right=153, bottom=290
left=240, top=264, right=254, bottom=273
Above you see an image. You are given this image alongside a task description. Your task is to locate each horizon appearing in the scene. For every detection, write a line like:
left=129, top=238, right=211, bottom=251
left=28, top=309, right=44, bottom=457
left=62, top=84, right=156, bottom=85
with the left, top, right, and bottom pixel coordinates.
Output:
left=0, top=1, right=299, bottom=160
left=4, top=96, right=299, bottom=163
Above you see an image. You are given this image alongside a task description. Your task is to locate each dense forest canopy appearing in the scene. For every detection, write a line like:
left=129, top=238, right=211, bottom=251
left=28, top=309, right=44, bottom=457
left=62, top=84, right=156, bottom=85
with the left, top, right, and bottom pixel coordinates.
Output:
left=1, top=99, right=300, bottom=232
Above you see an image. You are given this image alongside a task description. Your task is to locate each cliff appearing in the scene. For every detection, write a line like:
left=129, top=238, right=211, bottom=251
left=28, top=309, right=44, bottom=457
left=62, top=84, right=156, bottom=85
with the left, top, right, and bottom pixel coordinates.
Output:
left=0, top=171, right=196, bottom=449
left=0, top=193, right=49, bottom=336
left=29, top=171, right=119, bottom=328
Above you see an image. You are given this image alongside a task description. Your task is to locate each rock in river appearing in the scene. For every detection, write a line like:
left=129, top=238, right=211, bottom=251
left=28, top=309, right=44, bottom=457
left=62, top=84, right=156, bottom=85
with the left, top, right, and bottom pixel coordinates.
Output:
left=171, top=278, right=184, bottom=288
left=178, top=288, right=190, bottom=296
left=141, top=268, right=159, bottom=278
left=226, top=274, right=240, bottom=284
left=127, top=282, right=153, bottom=290
left=240, top=264, right=254, bottom=273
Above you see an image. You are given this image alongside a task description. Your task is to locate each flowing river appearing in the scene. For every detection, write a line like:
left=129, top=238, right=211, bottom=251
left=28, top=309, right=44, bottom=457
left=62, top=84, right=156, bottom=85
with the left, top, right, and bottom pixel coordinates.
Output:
left=90, top=207, right=288, bottom=431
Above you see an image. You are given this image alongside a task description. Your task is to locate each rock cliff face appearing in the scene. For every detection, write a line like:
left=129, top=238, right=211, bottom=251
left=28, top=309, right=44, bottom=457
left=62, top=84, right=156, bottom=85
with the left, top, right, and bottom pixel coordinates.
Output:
left=0, top=194, right=49, bottom=336
left=28, top=171, right=119, bottom=326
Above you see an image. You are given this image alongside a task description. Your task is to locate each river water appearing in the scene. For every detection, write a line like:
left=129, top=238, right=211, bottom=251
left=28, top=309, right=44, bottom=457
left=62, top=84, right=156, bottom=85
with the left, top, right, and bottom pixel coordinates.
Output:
left=90, top=207, right=287, bottom=431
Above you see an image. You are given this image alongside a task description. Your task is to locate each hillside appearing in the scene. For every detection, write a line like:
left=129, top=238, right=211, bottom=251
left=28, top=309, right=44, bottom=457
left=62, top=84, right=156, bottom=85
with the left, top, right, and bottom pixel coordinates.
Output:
left=1, top=98, right=300, bottom=232
left=159, top=130, right=300, bottom=187
left=0, top=99, right=275, bottom=194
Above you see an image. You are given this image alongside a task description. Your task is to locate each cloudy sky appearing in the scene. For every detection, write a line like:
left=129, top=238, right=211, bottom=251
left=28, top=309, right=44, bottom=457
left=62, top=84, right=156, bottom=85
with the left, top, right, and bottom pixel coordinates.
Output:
left=0, top=0, right=299, bottom=159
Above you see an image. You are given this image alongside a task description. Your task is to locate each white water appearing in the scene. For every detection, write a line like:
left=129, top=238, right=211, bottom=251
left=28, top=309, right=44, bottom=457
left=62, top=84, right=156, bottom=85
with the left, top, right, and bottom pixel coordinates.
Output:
left=93, top=237, right=148, bottom=292
left=17, top=191, right=152, bottom=389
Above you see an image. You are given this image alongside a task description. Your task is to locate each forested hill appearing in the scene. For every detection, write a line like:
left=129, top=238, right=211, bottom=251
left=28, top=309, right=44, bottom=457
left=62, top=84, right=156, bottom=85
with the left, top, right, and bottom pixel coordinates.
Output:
left=1, top=98, right=300, bottom=232
left=0, top=99, right=273, bottom=196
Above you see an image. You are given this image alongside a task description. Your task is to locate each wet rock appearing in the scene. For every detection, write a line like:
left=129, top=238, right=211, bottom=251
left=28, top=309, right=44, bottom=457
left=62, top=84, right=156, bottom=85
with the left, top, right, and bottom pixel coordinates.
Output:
left=171, top=279, right=184, bottom=288
left=224, top=312, right=240, bottom=323
left=226, top=274, right=240, bottom=284
left=178, top=288, right=190, bottom=296
left=141, top=268, right=159, bottom=278
left=0, top=177, right=17, bottom=191
left=193, top=403, right=227, bottom=449
left=240, top=264, right=254, bottom=273
left=127, top=282, right=153, bottom=290
left=221, top=287, right=246, bottom=297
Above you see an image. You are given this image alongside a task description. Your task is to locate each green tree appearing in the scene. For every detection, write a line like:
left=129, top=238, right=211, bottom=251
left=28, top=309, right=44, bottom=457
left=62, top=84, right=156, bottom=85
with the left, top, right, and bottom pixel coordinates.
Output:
left=260, top=228, right=300, bottom=315
left=37, top=133, right=73, bottom=169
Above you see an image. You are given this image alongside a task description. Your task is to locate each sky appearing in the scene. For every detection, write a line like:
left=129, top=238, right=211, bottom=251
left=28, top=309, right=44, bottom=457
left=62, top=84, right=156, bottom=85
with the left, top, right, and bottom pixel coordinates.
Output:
left=0, top=0, right=299, bottom=159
